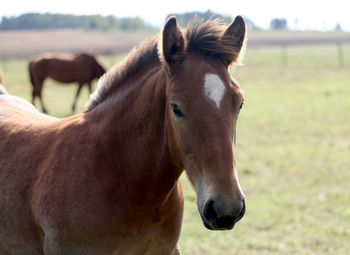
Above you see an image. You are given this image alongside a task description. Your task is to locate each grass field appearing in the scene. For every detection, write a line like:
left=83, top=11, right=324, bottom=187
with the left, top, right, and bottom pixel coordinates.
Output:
left=1, top=43, right=350, bottom=254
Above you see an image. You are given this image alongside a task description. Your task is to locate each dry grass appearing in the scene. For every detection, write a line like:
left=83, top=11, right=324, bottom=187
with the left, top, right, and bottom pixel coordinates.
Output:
left=1, top=29, right=350, bottom=59
left=248, top=30, right=350, bottom=46
left=0, top=29, right=154, bottom=59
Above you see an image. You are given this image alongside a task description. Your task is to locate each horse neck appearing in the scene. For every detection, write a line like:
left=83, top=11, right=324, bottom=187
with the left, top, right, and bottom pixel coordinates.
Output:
left=85, top=65, right=182, bottom=203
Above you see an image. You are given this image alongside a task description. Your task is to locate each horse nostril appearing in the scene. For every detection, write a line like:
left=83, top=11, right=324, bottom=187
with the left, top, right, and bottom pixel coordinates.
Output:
left=235, top=200, right=246, bottom=223
left=203, top=200, right=217, bottom=223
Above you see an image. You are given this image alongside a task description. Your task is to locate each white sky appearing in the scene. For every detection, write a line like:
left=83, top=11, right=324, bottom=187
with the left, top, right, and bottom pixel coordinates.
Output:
left=0, top=0, right=349, bottom=31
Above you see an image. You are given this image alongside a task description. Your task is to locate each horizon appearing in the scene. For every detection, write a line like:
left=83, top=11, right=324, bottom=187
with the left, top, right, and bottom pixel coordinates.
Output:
left=0, top=0, right=349, bottom=31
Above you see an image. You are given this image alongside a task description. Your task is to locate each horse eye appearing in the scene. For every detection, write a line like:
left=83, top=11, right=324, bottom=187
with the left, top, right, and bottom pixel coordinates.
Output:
left=170, top=104, right=185, bottom=118
left=238, top=102, right=244, bottom=112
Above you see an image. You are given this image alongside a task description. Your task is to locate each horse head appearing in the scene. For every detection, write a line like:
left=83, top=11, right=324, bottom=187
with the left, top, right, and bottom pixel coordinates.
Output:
left=161, top=16, right=246, bottom=230
left=93, top=56, right=106, bottom=79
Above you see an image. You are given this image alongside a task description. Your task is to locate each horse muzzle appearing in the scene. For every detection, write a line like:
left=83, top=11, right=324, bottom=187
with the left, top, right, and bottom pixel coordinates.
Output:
left=200, top=198, right=246, bottom=230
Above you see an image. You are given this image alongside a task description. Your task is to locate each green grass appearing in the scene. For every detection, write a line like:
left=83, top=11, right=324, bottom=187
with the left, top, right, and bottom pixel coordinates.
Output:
left=1, top=44, right=350, bottom=254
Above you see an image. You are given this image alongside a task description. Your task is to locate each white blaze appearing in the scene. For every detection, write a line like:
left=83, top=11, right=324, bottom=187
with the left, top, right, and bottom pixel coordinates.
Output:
left=204, top=73, right=226, bottom=109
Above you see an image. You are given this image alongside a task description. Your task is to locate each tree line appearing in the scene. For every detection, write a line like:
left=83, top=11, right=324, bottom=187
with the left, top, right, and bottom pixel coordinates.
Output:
left=0, top=13, right=154, bottom=31
left=2, top=11, right=309, bottom=31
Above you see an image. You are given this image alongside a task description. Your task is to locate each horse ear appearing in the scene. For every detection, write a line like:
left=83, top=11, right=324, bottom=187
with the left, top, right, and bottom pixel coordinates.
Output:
left=221, top=15, right=247, bottom=65
left=161, top=16, right=185, bottom=67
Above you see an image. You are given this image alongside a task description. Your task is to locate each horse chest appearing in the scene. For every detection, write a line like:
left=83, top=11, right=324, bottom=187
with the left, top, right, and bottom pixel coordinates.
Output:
left=34, top=187, right=183, bottom=254
left=103, top=206, right=182, bottom=254
left=108, top=230, right=177, bottom=255
left=39, top=214, right=180, bottom=255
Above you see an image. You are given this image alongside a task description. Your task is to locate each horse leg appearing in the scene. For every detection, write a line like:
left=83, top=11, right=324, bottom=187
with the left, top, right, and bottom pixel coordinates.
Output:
left=32, top=90, right=36, bottom=106
left=38, top=84, right=48, bottom=114
left=32, top=85, right=47, bottom=114
left=31, top=81, right=39, bottom=107
left=33, top=77, right=48, bottom=114
left=39, top=97, right=48, bottom=114
left=72, top=83, right=83, bottom=113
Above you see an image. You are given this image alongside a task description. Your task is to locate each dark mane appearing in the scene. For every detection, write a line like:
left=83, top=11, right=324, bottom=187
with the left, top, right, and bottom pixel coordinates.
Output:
left=87, top=19, right=241, bottom=110
left=87, top=36, right=160, bottom=111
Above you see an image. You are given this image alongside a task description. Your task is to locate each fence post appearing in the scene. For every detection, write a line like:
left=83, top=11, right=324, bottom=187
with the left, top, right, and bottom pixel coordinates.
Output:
left=337, top=42, right=344, bottom=68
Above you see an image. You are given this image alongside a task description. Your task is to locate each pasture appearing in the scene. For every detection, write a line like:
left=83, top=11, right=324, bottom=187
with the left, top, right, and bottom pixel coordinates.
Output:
left=1, top=42, right=350, bottom=254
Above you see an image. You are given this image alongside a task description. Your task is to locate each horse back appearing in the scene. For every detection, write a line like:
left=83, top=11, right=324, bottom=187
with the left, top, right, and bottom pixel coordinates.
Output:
left=30, top=53, right=104, bottom=84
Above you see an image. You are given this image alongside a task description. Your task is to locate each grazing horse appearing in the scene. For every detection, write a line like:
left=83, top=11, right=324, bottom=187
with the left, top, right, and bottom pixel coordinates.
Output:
left=0, top=16, right=247, bottom=254
left=29, top=53, right=106, bottom=113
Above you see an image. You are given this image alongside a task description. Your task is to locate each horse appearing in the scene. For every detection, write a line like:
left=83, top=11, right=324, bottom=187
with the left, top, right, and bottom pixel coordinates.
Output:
left=0, top=16, right=247, bottom=254
left=29, top=53, right=106, bottom=113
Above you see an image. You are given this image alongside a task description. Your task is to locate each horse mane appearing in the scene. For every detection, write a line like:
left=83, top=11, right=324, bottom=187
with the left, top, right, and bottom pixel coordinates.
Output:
left=87, top=36, right=160, bottom=111
left=87, top=19, right=239, bottom=111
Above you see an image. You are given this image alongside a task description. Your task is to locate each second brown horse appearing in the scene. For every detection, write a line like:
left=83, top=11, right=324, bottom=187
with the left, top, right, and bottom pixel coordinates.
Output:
left=29, top=53, right=106, bottom=113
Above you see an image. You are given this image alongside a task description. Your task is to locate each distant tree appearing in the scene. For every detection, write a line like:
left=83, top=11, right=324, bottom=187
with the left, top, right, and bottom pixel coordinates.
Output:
left=0, top=13, right=87, bottom=30
left=335, top=23, right=342, bottom=31
left=270, top=18, right=288, bottom=30
left=119, top=17, right=147, bottom=30
left=0, top=13, right=153, bottom=31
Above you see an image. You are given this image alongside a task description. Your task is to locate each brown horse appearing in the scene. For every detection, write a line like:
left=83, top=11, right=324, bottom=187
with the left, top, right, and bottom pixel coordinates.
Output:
left=29, top=53, right=106, bottom=113
left=0, top=16, right=247, bottom=254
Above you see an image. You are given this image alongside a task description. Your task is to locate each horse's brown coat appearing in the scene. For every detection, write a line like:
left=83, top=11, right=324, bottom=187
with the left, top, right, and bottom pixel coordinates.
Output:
left=0, top=16, right=247, bottom=254
left=29, top=53, right=105, bottom=113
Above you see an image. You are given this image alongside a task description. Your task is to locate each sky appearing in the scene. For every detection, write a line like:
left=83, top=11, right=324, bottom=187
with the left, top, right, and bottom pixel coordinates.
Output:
left=1, top=0, right=349, bottom=31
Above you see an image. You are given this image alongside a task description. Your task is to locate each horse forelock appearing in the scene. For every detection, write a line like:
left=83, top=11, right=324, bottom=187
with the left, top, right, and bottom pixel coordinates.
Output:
left=185, top=19, right=244, bottom=65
